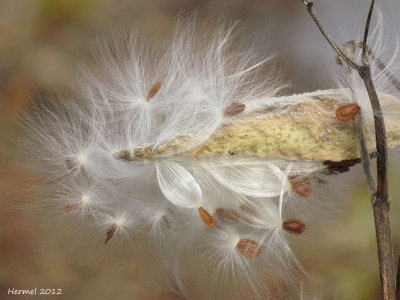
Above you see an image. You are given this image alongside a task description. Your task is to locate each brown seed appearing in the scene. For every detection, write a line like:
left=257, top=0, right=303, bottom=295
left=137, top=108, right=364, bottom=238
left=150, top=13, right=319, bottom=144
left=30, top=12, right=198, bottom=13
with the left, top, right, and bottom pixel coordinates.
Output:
left=104, top=224, right=117, bottom=244
left=236, top=239, right=262, bottom=259
left=223, top=102, right=246, bottom=117
left=64, top=202, right=79, bottom=212
left=239, top=205, right=259, bottom=224
left=198, top=207, right=216, bottom=229
left=240, top=205, right=258, bottom=216
left=282, top=219, right=305, bottom=234
left=335, top=103, right=360, bottom=122
left=215, top=208, right=240, bottom=223
left=289, top=176, right=311, bottom=198
left=65, top=159, right=76, bottom=169
left=146, top=80, right=162, bottom=101
left=162, top=215, right=171, bottom=228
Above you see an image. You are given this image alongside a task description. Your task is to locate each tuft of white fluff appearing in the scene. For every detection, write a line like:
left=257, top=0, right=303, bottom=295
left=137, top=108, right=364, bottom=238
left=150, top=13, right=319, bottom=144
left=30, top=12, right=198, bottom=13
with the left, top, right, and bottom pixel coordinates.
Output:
left=333, top=12, right=400, bottom=149
left=9, top=17, right=400, bottom=299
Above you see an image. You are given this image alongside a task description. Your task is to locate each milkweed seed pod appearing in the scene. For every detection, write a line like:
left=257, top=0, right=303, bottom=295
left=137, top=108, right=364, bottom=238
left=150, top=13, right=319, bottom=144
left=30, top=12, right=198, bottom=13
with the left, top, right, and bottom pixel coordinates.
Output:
left=10, top=18, right=400, bottom=299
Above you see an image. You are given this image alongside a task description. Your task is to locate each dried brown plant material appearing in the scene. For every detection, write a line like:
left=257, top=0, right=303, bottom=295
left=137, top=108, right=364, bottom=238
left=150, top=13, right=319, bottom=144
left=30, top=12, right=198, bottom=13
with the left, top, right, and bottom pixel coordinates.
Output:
left=323, top=158, right=361, bottom=174
left=215, top=208, right=240, bottom=223
left=64, top=202, right=79, bottom=212
left=282, top=219, right=305, bottom=234
left=323, top=152, right=376, bottom=175
left=335, top=103, right=360, bottom=121
left=223, top=102, right=246, bottom=117
left=198, top=207, right=216, bottom=228
left=289, top=176, right=311, bottom=197
left=146, top=80, right=162, bottom=101
left=104, top=224, right=117, bottom=244
left=115, top=92, right=400, bottom=162
left=236, top=239, right=262, bottom=258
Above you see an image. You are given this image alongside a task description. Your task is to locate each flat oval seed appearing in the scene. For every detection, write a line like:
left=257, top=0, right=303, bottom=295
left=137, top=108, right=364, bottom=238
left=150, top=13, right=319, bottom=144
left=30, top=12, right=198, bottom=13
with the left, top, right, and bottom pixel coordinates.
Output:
left=215, top=208, right=240, bottom=223
left=65, top=159, right=77, bottom=169
left=198, top=207, right=216, bottom=228
left=239, top=205, right=259, bottom=224
left=289, top=176, right=311, bottom=197
left=162, top=215, right=171, bottom=228
left=335, top=103, right=360, bottom=122
left=282, top=219, right=305, bottom=234
left=146, top=80, right=162, bottom=101
left=236, top=239, right=262, bottom=258
left=104, top=224, right=117, bottom=244
left=64, top=202, right=79, bottom=212
left=223, top=102, right=246, bottom=117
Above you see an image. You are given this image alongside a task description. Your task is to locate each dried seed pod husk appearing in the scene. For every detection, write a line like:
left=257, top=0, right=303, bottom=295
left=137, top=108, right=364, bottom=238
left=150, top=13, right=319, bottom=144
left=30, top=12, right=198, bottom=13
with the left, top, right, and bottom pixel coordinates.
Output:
left=198, top=207, right=216, bottom=228
left=104, top=224, right=117, bottom=244
left=114, top=90, right=400, bottom=162
left=335, top=103, right=360, bottom=122
left=146, top=80, right=162, bottom=101
left=323, top=158, right=361, bottom=174
left=223, top=102, right=246, bottom=117
left=236, top=239, right=262, bottom=258
left=289, top=176, right=311, bottom=197
left=215, top=208, right=240, bottom=223
left=282, top=219, right=305, bottom=234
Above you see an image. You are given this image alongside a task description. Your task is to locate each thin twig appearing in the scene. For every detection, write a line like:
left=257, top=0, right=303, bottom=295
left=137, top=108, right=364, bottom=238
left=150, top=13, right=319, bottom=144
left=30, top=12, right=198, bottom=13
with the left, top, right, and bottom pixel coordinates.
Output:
left=365, top=70, right=395, bottom=299
left=301, top=0, right=360, bottom=71
left=396, top=253, right=400, bottom=300
left=356, top=99, right=377, bottom=196
left=355, top=1, right=395, bottom=296
left=300, top=1, right=396, bottom=299
left=359, top=0, right=386, bottom=197
left=341, top=42, right=377, bottom=196
left=362, top=0, right=375, bottom=64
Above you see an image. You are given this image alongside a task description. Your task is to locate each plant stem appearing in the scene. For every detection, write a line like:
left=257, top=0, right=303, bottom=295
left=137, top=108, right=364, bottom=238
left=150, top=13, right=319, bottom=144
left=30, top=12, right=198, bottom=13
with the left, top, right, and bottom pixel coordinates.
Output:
left=342, top=42, right=376, bottom=196
left=361, top=0, right=375, bottom=64
left=300, top=1, right=396, bottom=298
left=396, top=253, right=400, bottom=299
left=300, top=0, right=360, bottom=71
left=361, top=66, right=395, bottom=300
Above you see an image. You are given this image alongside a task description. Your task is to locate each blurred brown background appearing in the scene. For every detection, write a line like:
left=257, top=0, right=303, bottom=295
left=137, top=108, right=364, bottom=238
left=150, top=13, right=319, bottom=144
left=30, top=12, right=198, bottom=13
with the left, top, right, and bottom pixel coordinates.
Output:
left=1, top=0, right=400, bottom=299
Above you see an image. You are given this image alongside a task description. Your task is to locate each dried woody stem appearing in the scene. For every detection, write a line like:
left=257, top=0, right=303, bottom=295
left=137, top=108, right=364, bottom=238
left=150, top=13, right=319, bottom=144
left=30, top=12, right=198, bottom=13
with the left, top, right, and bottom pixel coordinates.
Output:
left=341, top=42, right=377, bottom=196
left=300, top=1, right=396, bottom=299
left=397, top=253, right=400, bottom=300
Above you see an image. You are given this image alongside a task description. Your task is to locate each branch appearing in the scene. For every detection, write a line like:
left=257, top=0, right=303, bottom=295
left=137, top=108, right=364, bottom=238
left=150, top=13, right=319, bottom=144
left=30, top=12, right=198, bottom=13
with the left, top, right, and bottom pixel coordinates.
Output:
left=300, top=1, right=396, bottom=299
left=396, top=253, right=400, bottom=300
left=362, top=0, right=375, bottom=64
left=341, top=42, right=377, bottom=197
left=300, top=0, right=361, bottom=71
left=356, top=93, right=377, bottom=198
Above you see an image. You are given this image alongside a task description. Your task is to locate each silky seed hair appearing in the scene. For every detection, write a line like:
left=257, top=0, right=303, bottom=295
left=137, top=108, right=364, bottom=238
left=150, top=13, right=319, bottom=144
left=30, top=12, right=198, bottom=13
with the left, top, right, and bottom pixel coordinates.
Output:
left=8, top=16, right=400, bottom=299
